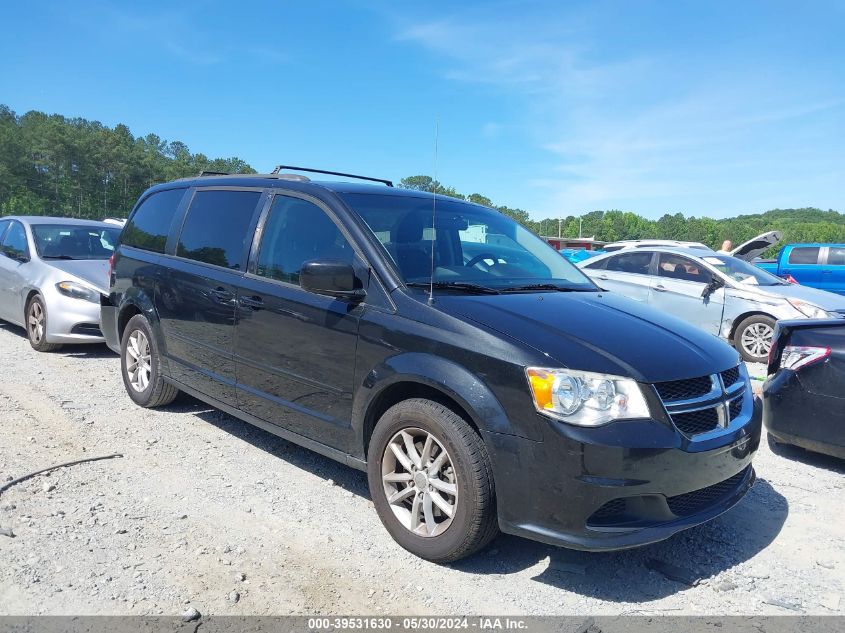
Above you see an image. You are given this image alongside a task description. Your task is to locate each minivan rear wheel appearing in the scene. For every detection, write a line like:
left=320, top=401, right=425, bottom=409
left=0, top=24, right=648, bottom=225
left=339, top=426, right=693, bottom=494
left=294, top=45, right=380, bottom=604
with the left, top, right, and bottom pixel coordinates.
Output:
left=734, top=315, right=776, bottom=364
left=120, top=314, right=179, bottom=408
left=367, top=398, right=499, bottom=562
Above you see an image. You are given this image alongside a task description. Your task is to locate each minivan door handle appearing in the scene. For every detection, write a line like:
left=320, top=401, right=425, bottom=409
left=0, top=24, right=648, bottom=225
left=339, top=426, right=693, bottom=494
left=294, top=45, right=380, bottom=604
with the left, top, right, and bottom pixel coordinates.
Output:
left=210, top=287, right=235, bottom=304
left=239, top=295, right=264, bottom=310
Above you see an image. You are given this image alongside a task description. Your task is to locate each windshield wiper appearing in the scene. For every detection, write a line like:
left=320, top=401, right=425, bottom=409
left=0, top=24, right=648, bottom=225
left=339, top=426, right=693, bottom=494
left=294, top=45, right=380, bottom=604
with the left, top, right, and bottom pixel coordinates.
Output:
left=503, top=283, right=595, bottom=292
left=406, top=281, right=501, bottom=295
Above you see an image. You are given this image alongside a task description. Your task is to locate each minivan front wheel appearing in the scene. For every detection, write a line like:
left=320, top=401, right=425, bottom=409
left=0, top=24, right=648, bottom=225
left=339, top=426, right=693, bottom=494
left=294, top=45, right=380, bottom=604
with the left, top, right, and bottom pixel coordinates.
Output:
left=367, top=398, right=499, bottom=562
left=734, top=315, right=776, bottom=363
left=120, top=314, right=178, bottom=408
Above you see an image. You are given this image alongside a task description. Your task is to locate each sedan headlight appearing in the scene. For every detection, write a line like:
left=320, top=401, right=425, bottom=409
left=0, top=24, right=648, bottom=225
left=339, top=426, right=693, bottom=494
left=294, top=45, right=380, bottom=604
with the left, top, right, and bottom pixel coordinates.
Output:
left=787, top=299, right=833, bottom=319
left=526, top=368, right=651, bottom=426
left=56, top=281, right=100, bottom=303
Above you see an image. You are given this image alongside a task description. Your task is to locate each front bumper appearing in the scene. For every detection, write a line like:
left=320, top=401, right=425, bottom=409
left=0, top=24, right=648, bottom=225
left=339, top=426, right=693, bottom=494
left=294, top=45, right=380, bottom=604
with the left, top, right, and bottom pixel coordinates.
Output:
left=485, top=396, right=762, bottom=551
left=763, top=370, right=845, bottom=459
left=43, top=288, right=105, bottom=344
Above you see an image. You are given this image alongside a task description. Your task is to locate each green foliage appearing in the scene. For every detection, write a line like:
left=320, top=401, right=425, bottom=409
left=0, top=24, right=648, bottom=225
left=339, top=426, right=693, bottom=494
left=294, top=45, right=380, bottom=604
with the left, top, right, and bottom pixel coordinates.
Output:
left=0, top=105, right=255, bottom=219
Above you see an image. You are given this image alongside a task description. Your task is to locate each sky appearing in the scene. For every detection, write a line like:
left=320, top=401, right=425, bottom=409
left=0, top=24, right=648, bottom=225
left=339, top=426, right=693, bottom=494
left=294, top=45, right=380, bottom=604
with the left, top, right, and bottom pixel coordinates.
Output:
left=1, top=0, right=843, bottom=220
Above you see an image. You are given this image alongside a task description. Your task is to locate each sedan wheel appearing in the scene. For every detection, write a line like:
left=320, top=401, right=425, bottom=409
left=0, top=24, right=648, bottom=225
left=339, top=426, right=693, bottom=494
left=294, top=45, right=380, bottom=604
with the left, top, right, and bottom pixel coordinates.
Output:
left=125, top=330, right=152, bottom=392
left=28, top=300, right=45, bottom=344
left=382, top=428, right=458, bottom=537
left=735, top=315, right=776, bottom=363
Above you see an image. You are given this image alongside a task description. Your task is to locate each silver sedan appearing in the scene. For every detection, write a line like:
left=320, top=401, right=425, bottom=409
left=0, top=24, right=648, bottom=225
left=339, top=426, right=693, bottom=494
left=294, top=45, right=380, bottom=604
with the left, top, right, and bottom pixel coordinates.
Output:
left=578, top=246, right=845, bottom=363
left=0, top=216, right=121, bottom=351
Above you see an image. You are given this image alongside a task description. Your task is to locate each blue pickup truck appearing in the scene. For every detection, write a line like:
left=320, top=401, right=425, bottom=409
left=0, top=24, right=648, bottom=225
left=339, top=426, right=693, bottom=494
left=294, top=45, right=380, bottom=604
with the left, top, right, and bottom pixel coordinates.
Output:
left=756, top=244, right=845, bottom=295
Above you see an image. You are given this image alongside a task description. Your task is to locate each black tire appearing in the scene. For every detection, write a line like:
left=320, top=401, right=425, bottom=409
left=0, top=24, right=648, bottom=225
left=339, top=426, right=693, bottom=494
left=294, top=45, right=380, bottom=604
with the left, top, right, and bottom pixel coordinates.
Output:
left=120, top=314, right=179, bottom=408
left=25, top=295, right=62, bottom=352
left=367, top=398, right=499, bottom=563
left=734, top=315, right=776, bottom=364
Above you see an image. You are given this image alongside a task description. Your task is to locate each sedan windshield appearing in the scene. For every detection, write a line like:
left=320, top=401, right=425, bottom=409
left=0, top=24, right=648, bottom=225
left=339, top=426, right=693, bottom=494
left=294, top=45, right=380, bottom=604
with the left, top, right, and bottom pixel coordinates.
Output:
left=702, top=254, right=788, bottom=286
left=341, top=193, right=596, bottom=292
left=32, top=224, right=121, bottom=260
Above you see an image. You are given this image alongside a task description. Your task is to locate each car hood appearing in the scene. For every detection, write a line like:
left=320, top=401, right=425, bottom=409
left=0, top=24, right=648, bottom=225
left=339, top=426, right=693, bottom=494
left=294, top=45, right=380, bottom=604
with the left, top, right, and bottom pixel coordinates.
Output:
left=736, top=282, right=845, bottom=311
left=45, top=259, right=110, bottom=294
left=432, top=291, right=739, bottom=383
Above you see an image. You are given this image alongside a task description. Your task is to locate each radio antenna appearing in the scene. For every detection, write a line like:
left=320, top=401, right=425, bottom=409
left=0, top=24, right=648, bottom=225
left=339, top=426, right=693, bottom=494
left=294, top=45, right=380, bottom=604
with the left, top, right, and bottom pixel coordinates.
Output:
left=428, top=118, right=439, bottom=305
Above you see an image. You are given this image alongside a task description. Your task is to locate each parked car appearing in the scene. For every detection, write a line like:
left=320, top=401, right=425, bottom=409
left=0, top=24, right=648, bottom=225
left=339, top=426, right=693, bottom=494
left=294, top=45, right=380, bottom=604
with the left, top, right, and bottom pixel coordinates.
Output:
left=603, top=231, right=782, bottom=262
left=103, top=169, right=760, bottom=562
left=0, top=216, right=120, bottom=351
left=579, top=247, right=845, bottom=363
left=764, top=318, right=845, bottom=459
left=756, top=243, right=845, bottom=295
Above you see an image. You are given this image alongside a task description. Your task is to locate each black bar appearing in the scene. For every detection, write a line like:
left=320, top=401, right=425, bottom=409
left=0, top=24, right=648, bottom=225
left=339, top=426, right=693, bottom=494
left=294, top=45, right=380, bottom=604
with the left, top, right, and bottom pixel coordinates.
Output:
left=272, top=165, right=393, bottom=187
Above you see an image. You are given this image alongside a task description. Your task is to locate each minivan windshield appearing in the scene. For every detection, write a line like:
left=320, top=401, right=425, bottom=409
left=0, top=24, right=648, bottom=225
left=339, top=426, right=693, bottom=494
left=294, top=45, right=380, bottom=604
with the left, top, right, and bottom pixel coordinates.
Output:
left=32, top=224, right=121, bottom=260
left=702, top=254, right=788, bottom=286
left=341, top=193, right=596, bottom=292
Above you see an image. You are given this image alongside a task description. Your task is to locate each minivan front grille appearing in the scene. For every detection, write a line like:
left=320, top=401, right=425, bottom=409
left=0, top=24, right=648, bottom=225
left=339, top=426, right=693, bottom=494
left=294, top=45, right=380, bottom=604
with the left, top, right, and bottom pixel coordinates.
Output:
left=654, top=366, right=747, bottom=439
left=654, top=376, right=713, bottom=402
left=666, top=468, right=749, bottom=517
left=672, top=408, right=720, bottom=436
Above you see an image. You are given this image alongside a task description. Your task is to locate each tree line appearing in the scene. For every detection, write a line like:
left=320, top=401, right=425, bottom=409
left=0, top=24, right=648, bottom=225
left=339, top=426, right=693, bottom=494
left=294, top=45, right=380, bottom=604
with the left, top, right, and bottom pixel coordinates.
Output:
left=2, top=105, right=843, bottom=254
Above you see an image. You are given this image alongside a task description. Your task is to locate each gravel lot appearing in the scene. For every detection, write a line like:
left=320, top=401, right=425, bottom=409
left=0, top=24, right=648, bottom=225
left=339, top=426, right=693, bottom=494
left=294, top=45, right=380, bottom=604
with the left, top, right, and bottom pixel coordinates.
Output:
left=0, top=322, right=843, bottom=616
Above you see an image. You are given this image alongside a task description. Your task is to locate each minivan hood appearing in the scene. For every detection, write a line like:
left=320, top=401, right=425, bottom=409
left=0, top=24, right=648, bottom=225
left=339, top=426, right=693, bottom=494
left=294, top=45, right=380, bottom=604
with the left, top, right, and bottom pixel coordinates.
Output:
left=44, top=259, right=110, bottom=294
left=737, top=281, right=845, bottom=311
left=432, top=291, right=739, bottom=383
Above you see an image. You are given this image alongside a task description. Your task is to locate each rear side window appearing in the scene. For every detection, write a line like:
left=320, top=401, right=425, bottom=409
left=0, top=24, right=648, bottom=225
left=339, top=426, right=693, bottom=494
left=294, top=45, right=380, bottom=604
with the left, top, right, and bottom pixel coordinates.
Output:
left=604, top=252, right=653, bottom=275
left=256, top=195, right=354, bottom=284
left=122, top=188, right=186, bottom=253
left=583, top=257, right=608, bottom=270
left=177, top=190, right=261, bottom=270
left=788, top=247, right=820, bottom=265
left=828, top=247, right=845, bottom=266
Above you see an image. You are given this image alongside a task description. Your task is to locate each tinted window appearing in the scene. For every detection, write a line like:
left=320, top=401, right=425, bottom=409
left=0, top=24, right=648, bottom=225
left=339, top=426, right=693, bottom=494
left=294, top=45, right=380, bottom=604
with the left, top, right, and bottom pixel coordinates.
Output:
left=657, top=254, right=712, bottom=284
left=1, top=221, right=28, bottom=258
left=0, top=219, right=10, bottom=242
left=177, top=190, right=261, bottom=270
left=604, top=252, right=653, bottom=275
left=257, top=195, right=354, bottom=284
left=827, top=247, right=845, bottom=266
left=32, top=225, right=121, bottom=260
left=788, top=247, right=820, bottom=265
left=122, top=188, right=186, bottom=253
left=583, top=257, right=608, bottom=269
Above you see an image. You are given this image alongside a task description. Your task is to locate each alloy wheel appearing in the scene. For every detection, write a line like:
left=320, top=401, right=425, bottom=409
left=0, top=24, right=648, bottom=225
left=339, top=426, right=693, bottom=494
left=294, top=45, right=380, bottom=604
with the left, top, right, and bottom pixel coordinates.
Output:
left=741, top=322, right=773, bottom=359
left=381, top=428, right=458, bottom=537
left=28, top=301, right=45, bottom=344
left=125, top=330, right=152, bottom=392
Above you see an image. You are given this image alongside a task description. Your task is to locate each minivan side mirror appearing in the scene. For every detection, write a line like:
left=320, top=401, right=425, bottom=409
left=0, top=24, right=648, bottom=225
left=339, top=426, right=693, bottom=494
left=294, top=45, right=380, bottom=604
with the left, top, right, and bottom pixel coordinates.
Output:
left=300, top=259, right=366, bottom=301
left=701, top=277, right=724, bottom=299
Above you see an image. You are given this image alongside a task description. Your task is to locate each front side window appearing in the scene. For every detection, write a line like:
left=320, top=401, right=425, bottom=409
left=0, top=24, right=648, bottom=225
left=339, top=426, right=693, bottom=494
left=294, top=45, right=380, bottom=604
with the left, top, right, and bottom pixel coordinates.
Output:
left=604, top=252, right=653, bottom=276
left=1, top=221, right=28, bottom=259
left=657, top=254, right=712, bottom=284
left=827, top=247, right=845, bottom=266
left=788, top=247, right=820, bottom=265
left=122, top=188, right=186, bottom=253
left=32, top=225, right=121, bottom=260
left=341, top=193, right=594, bottom=291
left=256, top=195, right=354, bottom=284
left=177, top=190, right=261, bottom=270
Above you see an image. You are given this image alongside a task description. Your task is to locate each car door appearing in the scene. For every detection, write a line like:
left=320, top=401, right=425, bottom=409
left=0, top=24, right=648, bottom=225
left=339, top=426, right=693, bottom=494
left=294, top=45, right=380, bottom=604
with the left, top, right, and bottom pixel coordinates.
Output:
left=582, top=251, right=656, bottom=303
left=233, top=192, right=365, bottom=450
left=0, top=220, right=31, bottom=324
left=821, top=246, right=845, bottom=295
left=781, top=246, right=823, bottom=286
left=650, top=253, right=725, bottom=334
left=155, top=188, right=265, bottom=406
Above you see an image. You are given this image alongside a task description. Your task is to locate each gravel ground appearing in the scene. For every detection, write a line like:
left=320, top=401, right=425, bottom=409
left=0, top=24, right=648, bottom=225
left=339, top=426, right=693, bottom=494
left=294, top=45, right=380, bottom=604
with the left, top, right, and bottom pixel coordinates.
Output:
left=0, top=322, right=843, bottom=616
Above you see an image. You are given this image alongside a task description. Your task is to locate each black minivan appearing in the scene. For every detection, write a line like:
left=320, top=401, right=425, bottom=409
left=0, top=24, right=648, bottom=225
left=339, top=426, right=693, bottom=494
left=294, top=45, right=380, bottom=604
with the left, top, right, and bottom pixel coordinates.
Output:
left=102, top=169, right=761, bottom=562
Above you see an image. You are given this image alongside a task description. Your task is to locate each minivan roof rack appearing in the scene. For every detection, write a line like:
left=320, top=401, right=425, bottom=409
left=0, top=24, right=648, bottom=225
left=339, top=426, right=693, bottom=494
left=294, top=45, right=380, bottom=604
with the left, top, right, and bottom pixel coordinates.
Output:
left=198, top=170, right=232, bottom=177
left=271, top=165, right=393, bottom=187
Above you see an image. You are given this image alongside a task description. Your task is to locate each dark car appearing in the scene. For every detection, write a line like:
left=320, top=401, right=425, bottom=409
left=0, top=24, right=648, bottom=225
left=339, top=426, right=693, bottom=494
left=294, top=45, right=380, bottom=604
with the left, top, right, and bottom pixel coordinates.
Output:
left=764, top=318, right=845, bottom=459
left=102, top=167, right=761, bottom=562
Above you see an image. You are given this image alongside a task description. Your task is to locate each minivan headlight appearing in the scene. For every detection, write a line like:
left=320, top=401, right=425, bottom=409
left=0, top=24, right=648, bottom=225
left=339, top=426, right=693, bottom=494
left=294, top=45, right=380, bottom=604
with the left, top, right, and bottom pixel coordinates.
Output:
left=787, top=299, right=832, bottom=319
left=56, top=281, right=99, bottom=303
left=526, top=368, right=651, bottom=426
